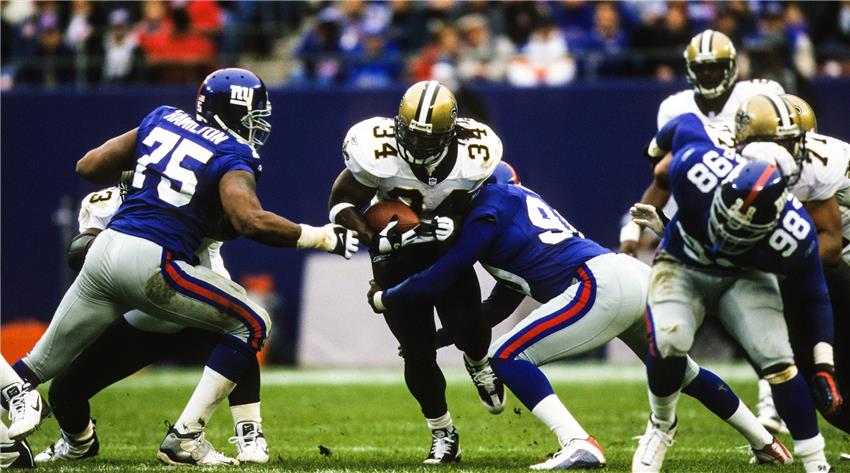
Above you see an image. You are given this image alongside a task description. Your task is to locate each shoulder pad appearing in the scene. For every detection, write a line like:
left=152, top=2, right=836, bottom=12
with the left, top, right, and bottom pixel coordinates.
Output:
left=457, top=118, right=503, bottom=181
left=343, top=117, right=401, bottom=179
left=738, top=79, right=785, bottom=95
left=657, top=90, right=695, bottom=128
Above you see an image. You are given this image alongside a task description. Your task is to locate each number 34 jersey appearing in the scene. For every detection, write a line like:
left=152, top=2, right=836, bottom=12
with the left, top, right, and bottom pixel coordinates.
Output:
left=109, top=106, right=262, bottom=262
left=343, top=116, right=502, bottom=220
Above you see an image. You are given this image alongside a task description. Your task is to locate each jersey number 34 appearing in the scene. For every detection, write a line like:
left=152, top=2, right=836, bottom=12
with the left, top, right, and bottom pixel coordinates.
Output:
left=131, top=126, right=214, bottom=207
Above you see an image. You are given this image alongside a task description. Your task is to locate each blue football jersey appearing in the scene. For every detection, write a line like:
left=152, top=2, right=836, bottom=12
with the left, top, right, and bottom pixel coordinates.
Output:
left=109, top=106, right=261, bottom=261
left=383, top=184, right=610, bottom=306
left=656, top=113, right=833, bottom=343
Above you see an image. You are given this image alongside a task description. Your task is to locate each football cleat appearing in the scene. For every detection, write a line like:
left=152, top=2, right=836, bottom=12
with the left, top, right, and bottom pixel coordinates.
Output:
left=756, top=394, right=789, bottom=435
left=0, top=439, right=34, bottom=468
left=464, top=357, right=506, bottom=414
left=158, top=425, right=239, bottom=466
left=423, top=426, right=461, bottom=464
left=631, top=415, right=677, bottom=473
left=531, top=436, right=606, bottom=470
left=34, top=425, right=99, bottom=462
left=802, top=459, right=834, bottom=473
left=750, top=437, right=792, bottom=465
left=228, top=421, right=268, bottom=464
left=1, top=382, right=50, bottom=441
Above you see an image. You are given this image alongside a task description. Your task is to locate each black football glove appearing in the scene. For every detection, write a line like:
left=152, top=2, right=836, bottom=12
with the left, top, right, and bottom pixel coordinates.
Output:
left=370, top=216, right=418, bottom=254
left=811, top=364, right=843, bottom=416
left=329, top=224, right=359, bottom=259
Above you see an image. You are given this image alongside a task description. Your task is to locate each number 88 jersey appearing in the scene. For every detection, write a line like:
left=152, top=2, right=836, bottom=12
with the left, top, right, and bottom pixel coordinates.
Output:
left=343, top=116, right=502, bottom=220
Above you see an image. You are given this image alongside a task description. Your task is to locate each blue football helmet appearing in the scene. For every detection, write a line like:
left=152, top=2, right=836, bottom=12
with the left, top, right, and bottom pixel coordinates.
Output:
left=196, top=68, right=272, bottom=149
left=708, top=161, right=787, bottom=254
left=486, top=161, right=521, bottom=186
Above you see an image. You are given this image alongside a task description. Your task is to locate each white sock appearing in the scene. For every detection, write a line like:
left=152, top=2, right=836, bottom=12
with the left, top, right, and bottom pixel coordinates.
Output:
left=68, top=419, right=95, bottom=442
left=724, top=401, right=773, bottom=448
left=426, top=412, right=453, bottom=430
left=0, top=421, right=11, bottom=443
left=531, top=394, right=588, bottom=446
left=231, top=402, right=262, bottom=426
left=0, top=357, right=22, bottom=388
left=648, top=388, right=680, bottom=427
left=794, top=434, right=826, bottom=463
left=175, top=367, right=236, bottom=434
left=463, top=353, right=488, bottom=368
left=758, top=378, right=772, bottom=401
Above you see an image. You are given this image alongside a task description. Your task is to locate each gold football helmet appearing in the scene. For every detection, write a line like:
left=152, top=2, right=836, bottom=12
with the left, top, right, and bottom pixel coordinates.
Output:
left=781, top=94, right=817, bottom=132
left=735, top=94, right=802, bottom=145
left=684, top=30, right=738, bottom=99
left=395, top=80, right=458, bottom=167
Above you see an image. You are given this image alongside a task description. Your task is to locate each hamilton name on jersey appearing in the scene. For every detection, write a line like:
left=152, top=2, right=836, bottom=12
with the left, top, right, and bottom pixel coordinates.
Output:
left=343, top=116, right=502, bottom=219
left=162, top=109, right=230, bottom=146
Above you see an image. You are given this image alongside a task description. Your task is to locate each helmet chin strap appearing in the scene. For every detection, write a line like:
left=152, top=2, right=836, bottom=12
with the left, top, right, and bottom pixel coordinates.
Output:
left=213, top=114, right=254, bottom=149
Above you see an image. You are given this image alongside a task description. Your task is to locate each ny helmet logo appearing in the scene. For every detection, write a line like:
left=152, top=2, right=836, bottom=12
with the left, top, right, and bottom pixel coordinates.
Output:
left=230, top=85, right=254, bottom=108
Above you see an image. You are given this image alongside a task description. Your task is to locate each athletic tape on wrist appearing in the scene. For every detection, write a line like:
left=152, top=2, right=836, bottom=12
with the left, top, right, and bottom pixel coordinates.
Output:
left=814, top=342, right=834, bottom=366
left=620, top=221, right=642, bottom=243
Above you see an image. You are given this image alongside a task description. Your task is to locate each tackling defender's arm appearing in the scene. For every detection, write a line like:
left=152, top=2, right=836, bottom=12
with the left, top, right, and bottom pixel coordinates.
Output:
left=221, top=170, right=358, bottom=257
left=328, top=169, right=378, bottom=245
left=803, top=197, right=844, bottom=266
left=76, top=128, right=139, bottom=184
left=619, top=153, right=673, bottom=256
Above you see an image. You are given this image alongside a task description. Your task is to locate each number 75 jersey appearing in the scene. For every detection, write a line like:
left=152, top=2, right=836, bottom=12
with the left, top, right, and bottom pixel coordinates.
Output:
left=342, top=116, right=502, bottom=219
left=109, top=106, right=261, bottom=262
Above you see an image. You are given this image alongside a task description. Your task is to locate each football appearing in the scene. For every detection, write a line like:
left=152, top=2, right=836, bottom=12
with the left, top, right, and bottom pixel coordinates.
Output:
left=364, top=201, right=419, bottom=233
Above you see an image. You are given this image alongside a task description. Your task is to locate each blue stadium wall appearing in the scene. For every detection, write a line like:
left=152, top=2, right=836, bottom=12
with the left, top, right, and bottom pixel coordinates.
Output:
left=4, top=80, right=850, bottom=361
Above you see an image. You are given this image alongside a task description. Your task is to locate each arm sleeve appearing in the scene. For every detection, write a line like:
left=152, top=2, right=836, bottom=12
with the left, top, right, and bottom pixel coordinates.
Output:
left=382, top=216, right=499, bottom=307
left=481, top=283, right=526, bottom=328
left=784, top=250, right=835, bottom=345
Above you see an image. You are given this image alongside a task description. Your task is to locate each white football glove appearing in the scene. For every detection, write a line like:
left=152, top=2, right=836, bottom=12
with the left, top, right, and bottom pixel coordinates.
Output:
left=630, top=203, right=665, bottom=237
left=740, top=142, right=799, bottom=179
left=372, top=217, right=418, bottom=254
left=433, top=216, right=455, bottom=241
left=297, top=224, right=359, bottom=259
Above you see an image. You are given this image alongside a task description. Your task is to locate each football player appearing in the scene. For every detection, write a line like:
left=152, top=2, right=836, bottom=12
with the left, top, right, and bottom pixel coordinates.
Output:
left=619, top=29, right=784, bottom=257
left=367, top=178, right=790, bottom=470
left=328, top=80, right=505, bottom=463
left=631, top=110, right=839, bottom=473
left=10, top=68, right=358, bottom=466
left=33, top=183, right=269, bottom=464
left=635, top=94, right=850, bottom=436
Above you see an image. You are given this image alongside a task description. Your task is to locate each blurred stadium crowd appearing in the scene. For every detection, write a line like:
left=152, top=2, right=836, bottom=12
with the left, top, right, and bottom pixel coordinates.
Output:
left=2, top=0, right=850, bottom=91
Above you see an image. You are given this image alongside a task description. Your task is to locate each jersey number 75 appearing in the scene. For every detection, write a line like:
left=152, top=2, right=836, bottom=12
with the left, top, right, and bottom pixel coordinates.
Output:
left=132, top=126, right=214, bottom=207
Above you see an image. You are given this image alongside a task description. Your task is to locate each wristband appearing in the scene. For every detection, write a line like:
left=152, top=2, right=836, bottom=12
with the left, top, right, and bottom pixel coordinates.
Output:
left=329, top=202, right=355, bottom=224
left=620, top=221, right=642, bottom=243
left=814, top=342, right=834, bottom=366
left=297, top=224, right=328, bottom=250
left=373, top=291, right=386, bottom=311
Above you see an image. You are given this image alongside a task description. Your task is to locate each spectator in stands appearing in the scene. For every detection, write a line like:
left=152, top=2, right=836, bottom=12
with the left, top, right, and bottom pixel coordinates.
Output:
left=14, top=11, right=75, bottom=87
left=294, top=6, right=346, bottom=86
left=409, top=23, right=461, bottom=86
left=457, top=13, right=515, bottom=83
left=137, top=0, right=216, bottom=84
left=817, top=1, right=850, bottom=76
left=550, top=0, right=596, bottom=43
left=506, top=16, right=576, bottom=87
left=388, top=0, right=429, bottom=52
left=64, top=0, right=104, bottom=85
left=573, top=2, right=631, bottom=79
left=346, top=24, right=402, bottom=88
left=742, top=2, right=815, bottom=93
left=631, top=2, right=692, bottom=80
left=102, top=8, right=144, bottom=84
left=502, top=1, right=547, bottom=47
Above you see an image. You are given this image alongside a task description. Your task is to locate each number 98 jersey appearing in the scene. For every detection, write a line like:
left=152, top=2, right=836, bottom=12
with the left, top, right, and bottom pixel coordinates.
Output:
left=109, top=106, right=262, bottom=262
left=343, top=116, right=502, bottom=220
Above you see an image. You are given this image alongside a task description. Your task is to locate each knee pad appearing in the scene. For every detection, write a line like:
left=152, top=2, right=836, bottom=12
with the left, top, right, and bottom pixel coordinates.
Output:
left=652, top=323, right=695, bottom=358
left=762, top=363, right=798, bottom=384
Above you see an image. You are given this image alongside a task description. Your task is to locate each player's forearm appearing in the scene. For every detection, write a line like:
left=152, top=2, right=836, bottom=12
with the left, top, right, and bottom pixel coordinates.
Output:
left=77, top=128, right=138, bottom=184
left=333, top=207, right=374, bottom=245
left=817, top=231, right=844, bottom=266
left=328, top=170, right=376, bottom=243
left=231, top=210, right=302, bottom=247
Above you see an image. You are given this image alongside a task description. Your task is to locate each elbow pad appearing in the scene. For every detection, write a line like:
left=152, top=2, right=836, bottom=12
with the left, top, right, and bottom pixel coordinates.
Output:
left=67, top=230, right=100, bottom=272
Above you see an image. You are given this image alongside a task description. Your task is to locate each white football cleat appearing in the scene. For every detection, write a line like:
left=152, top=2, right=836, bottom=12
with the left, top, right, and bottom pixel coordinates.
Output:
left=228, top=421, right=268, bottom=464
left=158, top=425, right=239, bottom=466
left=756, top=393, right=789, bottom=435
left=802, top=458, right=834, bottom=473
left=2, top=383, right=48, bottom=441
left=531, top=436, right=606, bottom=470
left=631, top=416, right=677, bottom=473
left=750, top=437, right=792, bottom=465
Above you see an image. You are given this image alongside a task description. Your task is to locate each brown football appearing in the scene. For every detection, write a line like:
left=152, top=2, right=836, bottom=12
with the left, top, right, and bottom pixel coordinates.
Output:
left=364, top=201, right=419, bottom=233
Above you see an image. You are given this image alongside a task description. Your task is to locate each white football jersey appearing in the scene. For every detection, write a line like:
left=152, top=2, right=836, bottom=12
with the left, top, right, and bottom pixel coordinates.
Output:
left=657, top=79, right=785, bottom=130
left=344, top=116, right=502, bottom=220
left=791, top=132, right=850, bottom=203
left=78, top=187, right=229, bottom=278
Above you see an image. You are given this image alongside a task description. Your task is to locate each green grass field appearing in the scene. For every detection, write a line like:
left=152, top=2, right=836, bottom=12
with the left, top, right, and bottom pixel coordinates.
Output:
left=24, top=363, right=848, bottom=472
